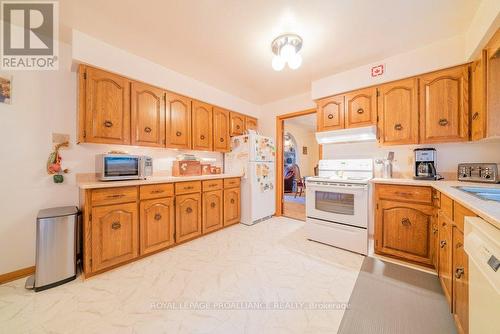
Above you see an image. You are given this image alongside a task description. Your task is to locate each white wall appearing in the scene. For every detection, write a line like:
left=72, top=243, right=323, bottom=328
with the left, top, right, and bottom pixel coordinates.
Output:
left=465, top=0, right=500, bottom=59
left=0, top=36, right=255, bottom=275
left=322, top=141, right=500, bottom=179
left=283, top=122, right=318, bottom=177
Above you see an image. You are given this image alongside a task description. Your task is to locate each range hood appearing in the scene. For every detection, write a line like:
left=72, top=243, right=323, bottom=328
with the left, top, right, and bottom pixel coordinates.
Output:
left=315, top=125, right=377, bottom=144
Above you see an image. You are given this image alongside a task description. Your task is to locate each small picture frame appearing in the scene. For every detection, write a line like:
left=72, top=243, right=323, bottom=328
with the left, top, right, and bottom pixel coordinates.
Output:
left=302, top=146, right=308, bottom=155
left=0, top=75, right=12, bottom=104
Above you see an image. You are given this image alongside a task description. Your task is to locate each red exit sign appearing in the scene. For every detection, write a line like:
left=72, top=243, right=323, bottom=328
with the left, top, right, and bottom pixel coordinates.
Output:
left=371, top=64, right=384, bottom=77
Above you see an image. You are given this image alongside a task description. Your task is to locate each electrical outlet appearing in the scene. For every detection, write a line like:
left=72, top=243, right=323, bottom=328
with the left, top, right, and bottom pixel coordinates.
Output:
left=52, top=133, right=69, bottom=144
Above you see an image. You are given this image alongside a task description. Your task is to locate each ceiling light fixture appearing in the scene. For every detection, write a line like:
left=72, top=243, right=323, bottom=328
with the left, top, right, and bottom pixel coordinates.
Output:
left=271, top=33, right=303, bottom=71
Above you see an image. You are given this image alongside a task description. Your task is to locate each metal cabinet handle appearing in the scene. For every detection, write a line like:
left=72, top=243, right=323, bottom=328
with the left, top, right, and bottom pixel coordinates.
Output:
left=186, top=207, right=193, bottom=214
left=440, top=240, right=447, bottom=248
left=210, top=202, right=216, bottom=208
left=394, top=123, right=403, bottom=131
left=472, top=112, right=479, bottom=120
left=154, top=213, right=162, bottom=221
left=144, top=126, right=152, bottom=133
left=327, top=114, right=334, bottom=119
left=456, top=242, right=463, bottom=249
left=236, top=125, right=241, bottom=130
left=104, top=120, right=113, bottom=128
left=111, top=222, right=121, bottom=230
left=200, top=135, right=205, bottom=140
left=455, top=267, right=464, bottom=279
left=438, top=118, right=449, bottom=126
left=432, top=226, right=438, bottom=234
left=395, top=191, right=412, bottom=197
left=184, top=186, right=194, bottom=190
left=356, top=108, right=364, bottom=114
left=151, top=190, right=164, bottom=194
left=401, top=218, right=411, bottom=227
left=220, top=138, right=224, bottom=142
left=107, top=194, right=125, bottom=199
left=176, top=131, right=182, bottom=136
left=230, top=199, right=235, bottom=204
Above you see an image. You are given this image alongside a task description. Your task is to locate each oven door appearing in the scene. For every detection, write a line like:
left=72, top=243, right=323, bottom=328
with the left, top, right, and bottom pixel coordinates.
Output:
left=306, top=182, right=368, bottom=228
left=102, top=155, right=141, bottom=180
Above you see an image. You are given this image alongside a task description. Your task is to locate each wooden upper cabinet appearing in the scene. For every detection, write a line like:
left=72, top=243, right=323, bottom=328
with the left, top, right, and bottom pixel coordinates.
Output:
left=175, top=192, right=202, bottom=243
left=375, top=200, right=434, bottom=267
left=377, top=78, right=419, bottom=145
left=213, top=107, right=230, bottom=152
left=345, top=87, right=377, bottom=128
left=165, top=92, right=192, bottom=149
left=130, top=82, right=165, bottom=147
left=90, top=202, right=138, bottom=273
left=245, top=116, right=258, bottom=132
left=470, top=56, right=486, bottom=141
left=485, top=29, right=500, bottom=138
left=317, top=95, right=345, bottom=131
left=419, top=65, right=469, bottom=143
left=83, top=66, right=131, bottom=144
left=230, top=112, right=245, bottom=136
left=140, top=197, right=175, bottom=255
left=192, top=101, right=213, bottom=151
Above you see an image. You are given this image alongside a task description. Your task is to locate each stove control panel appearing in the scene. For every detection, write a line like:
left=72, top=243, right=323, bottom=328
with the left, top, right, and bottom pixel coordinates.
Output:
left=458, top=163, right=500, bottom=183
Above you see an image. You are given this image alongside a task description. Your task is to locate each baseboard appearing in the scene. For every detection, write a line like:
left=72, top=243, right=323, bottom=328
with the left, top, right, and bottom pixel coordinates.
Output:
left=0, top=266, right=35, bottom=285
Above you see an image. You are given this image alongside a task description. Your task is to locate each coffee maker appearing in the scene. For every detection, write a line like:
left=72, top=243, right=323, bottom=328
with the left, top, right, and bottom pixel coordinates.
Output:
left=414, top=148, right=438, bottom=180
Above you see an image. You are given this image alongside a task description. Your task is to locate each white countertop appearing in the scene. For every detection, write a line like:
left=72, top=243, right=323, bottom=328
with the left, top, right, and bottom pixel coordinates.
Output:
left=371, top=178, right=500, bottom=230
left=77, top=173, right=242, bottom=189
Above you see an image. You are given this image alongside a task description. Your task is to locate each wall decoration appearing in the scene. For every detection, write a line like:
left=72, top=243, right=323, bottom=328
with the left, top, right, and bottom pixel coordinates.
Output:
left=0, top=75, right=11, bottom=104
left=47, top=141, right=70, bottom=183
left=371, top=64, right=384, bottom=77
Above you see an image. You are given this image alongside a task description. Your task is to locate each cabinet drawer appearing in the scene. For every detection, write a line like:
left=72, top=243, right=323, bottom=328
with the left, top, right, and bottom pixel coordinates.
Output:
left=453, top=202, right=476, bottom=232
left=91, top=187, right=137, bottom=206
left=440, top=194, right=453, bottom=220
left=224, top=178, right=240, bottom=189
left=202, top=179, right=222, bottom=191
left=376, top=184, right=432, bottom=204
left=140, top=183, right=174, bottom=200
left=175, top=181, right=201, bottom=194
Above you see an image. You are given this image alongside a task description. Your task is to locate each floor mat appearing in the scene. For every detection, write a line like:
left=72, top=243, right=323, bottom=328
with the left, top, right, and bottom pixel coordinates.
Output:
left=338, top=256, right=456, bottom=334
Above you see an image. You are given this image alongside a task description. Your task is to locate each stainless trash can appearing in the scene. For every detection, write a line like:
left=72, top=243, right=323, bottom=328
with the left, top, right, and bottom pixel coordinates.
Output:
left=25, top=206, right=79, bottom=292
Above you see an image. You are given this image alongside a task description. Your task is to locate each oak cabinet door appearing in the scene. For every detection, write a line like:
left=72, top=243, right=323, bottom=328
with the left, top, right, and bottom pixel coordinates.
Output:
left=378, top=78, right=419, bottom=145
left=91, top=202, right=138, bottom=272
left=419, top=65, right=469, bottom=143
left=140, top=197, right=175, bottom=255
left=84, top=67, right=131, bottom=144
left=213, top=107, right=230, bottom=152
left=375, top=200, right=434, bottom=266
left=245, top=116, right=258, bottom=132
left=192, top=101, right=213, bottom=151
left=175, top=193, right=202, bottom=243
left=470, top=56, right=486, bottom=141
left=345, top=87, right=377, bottom=128
left=452, top=227, right=469, bottom=334
left=230, top=113, right=245, bottom=136
left=202, top=190, right=223, bottom=234
left=438, top=212, right=453, bottom=307
left=224, top=188, right=240, bottom=226
left=317, top=95, right=344, bottom=131
left=166, top=92, right=192, bottom=149
left=131, top=82, right=165, bottom=147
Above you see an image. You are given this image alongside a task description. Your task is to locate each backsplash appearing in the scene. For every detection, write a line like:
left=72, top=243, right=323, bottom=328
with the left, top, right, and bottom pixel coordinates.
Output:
left=322, top=141, right=500, bottom=179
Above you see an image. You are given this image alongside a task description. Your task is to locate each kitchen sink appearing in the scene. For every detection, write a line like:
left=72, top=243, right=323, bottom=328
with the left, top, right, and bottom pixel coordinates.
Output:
left=454, top=186, right=500, bottom=202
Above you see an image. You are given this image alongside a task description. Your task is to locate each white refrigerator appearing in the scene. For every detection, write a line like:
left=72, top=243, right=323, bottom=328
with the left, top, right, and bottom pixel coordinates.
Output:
left=224, top=134, right=276, bottom=225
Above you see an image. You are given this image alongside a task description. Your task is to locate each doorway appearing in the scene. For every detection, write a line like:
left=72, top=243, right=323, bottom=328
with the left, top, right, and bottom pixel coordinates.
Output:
left=276, top=109, right=319, bottom=221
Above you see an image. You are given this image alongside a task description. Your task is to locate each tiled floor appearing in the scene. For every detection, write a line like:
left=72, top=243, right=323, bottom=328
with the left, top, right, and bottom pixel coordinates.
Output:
left=0, top=217, right=364, bottom=334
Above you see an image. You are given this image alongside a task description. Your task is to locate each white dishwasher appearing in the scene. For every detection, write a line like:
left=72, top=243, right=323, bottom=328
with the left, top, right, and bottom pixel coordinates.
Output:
left=464, top=217, right=500, bottom=334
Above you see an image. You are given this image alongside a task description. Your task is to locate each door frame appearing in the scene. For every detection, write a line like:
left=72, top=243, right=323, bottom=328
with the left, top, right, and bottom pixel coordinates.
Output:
left=275, top=108, right=320, bottom=216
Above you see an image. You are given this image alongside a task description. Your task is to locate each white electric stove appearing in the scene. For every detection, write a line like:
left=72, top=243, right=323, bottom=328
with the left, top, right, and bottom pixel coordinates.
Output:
left=305, top=159, right=373, bottom=255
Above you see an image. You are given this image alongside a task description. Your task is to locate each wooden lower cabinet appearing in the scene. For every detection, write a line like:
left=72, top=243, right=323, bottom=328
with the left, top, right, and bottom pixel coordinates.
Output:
left=175, top=192, right=202, bottom=243
left=140, top=197, right=175, bottom=255
left=202, top=190, right=223, bottom=233
left=375, top=199, right=434, bottom=267
left=90, top=202, right=138, bottom=273
left=452, top=226, right=468, bottom=334
left=438, top=211, right=453, bottom=306
left=224, top=187, right=240, bottom=226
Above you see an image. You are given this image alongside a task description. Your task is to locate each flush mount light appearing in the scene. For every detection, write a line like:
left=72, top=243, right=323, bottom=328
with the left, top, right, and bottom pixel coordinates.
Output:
left=271, top=33, right=303, bottom=71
